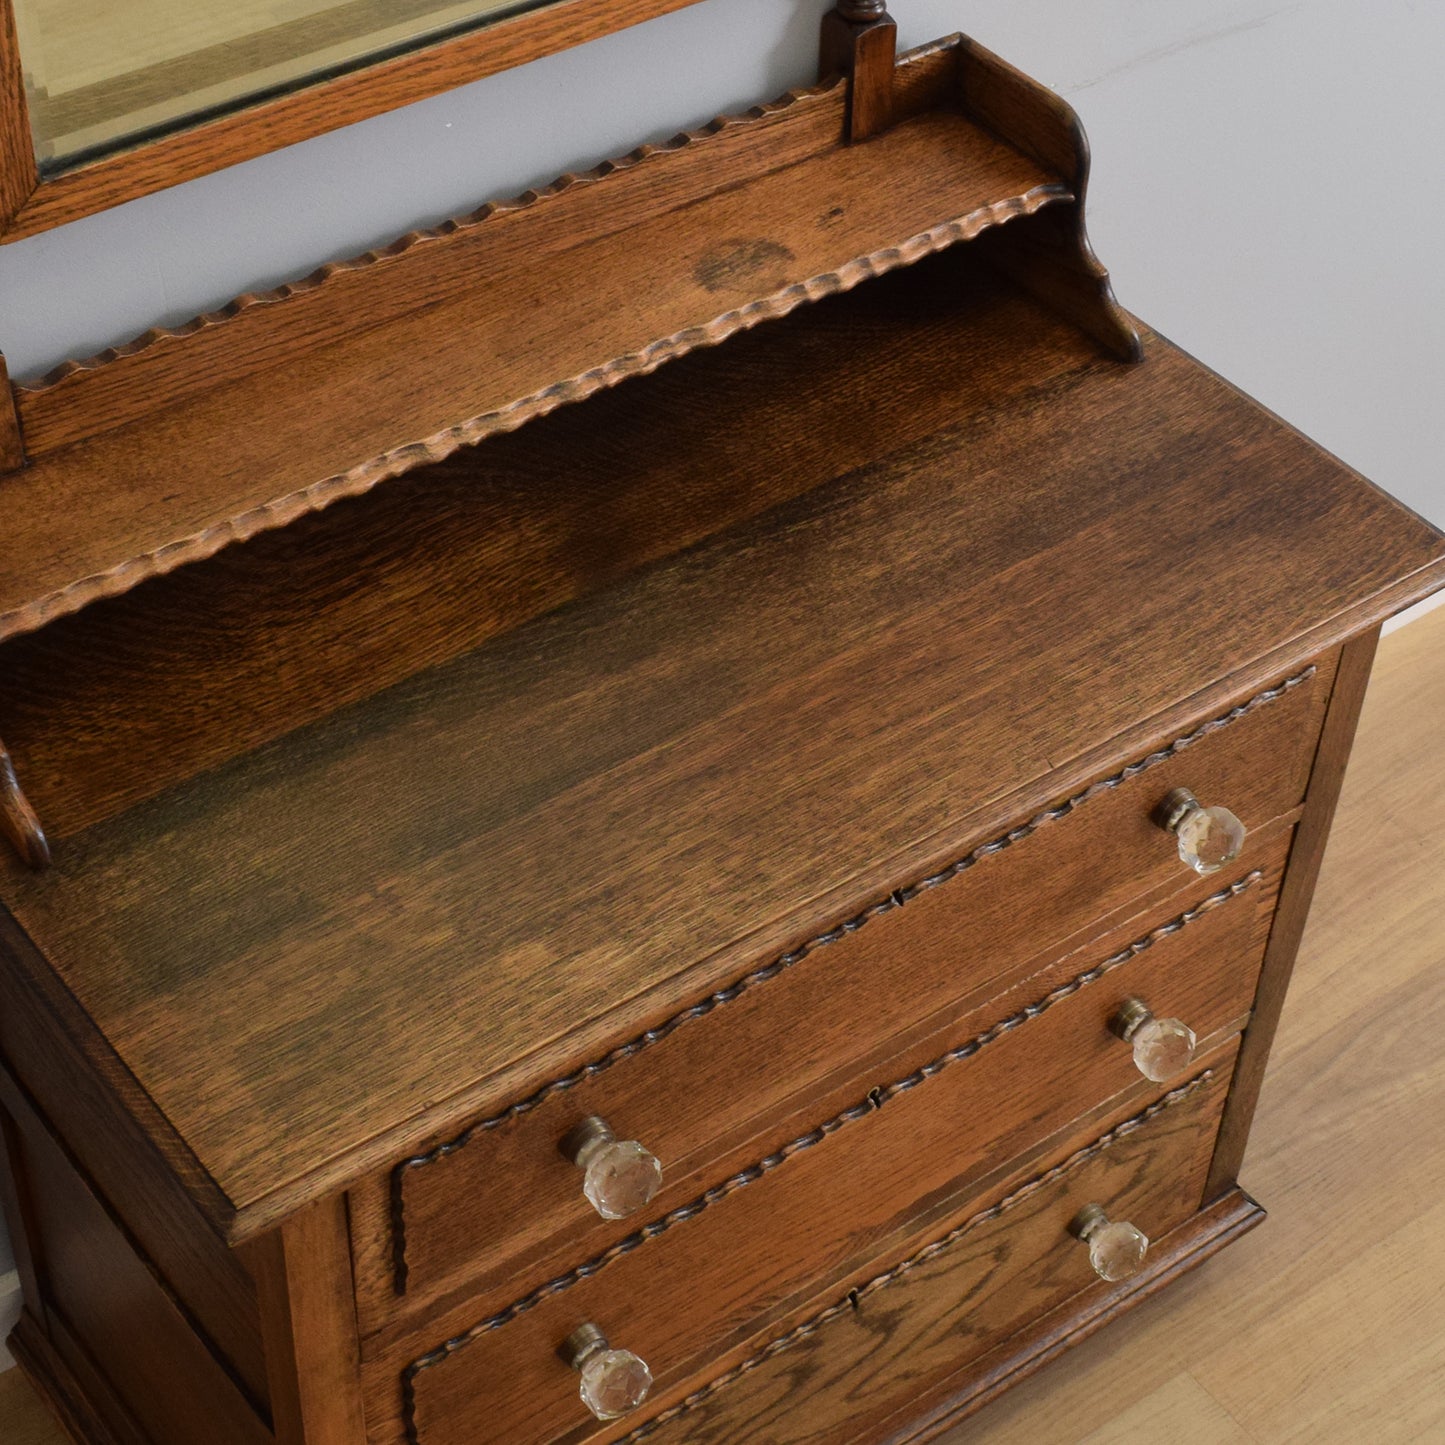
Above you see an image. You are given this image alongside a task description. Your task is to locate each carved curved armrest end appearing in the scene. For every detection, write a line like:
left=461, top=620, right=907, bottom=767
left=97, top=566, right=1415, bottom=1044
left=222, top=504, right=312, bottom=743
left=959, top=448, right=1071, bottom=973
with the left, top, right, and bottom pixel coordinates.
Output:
left=0, top=740, right=50, bottom=870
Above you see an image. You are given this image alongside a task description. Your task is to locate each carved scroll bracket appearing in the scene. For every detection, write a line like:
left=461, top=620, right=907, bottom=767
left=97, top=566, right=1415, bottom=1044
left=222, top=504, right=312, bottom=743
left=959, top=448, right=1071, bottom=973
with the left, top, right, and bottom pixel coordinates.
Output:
left=0, top=353, right=25, bottom=473
left=820, top=2, right=897, bottom=143
left=0, top=738, right=49, bottom=869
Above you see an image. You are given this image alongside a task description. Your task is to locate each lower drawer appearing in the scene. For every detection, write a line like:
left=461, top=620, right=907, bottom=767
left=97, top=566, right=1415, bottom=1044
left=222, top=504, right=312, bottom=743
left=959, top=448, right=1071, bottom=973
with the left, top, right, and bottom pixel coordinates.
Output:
left=385, top=851, right=1272, bottom=1445
left=605, top=1053, right=1238, bottom=1445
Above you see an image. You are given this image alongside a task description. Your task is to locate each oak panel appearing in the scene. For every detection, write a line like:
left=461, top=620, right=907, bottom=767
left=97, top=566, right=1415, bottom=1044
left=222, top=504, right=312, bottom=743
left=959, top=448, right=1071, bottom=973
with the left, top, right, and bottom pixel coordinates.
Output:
left=4, top=1088, right=270, bottom=1445
left=409, top=1059, right=1237, bottom=1445
left=382, top=685, right=1317, bottom=1322
left=389, top=878, right=1266, bottom=1444
left=2, top=268, right=1441, bottom=1240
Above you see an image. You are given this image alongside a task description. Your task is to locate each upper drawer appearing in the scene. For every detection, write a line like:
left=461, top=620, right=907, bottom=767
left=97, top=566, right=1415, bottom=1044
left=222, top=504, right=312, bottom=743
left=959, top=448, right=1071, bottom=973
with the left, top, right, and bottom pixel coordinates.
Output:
left=358, top=654, right=1331, bottom=1323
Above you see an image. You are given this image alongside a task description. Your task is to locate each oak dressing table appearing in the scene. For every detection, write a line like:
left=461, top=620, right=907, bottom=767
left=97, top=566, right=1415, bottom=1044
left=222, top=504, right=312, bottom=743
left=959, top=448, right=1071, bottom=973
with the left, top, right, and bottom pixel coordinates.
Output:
left=0, top=6, right=1441, bottom=1442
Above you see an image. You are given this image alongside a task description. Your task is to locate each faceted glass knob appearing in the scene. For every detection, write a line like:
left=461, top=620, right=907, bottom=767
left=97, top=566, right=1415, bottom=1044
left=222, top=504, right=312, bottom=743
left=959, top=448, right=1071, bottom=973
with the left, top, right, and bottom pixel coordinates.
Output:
left=1158, top=788, right=1245, bottom=874
left=1072, top=1204, right=1148, bottom=1282
left=1112, top=998, right=1196, bottom=1083
left=563, top=1324, right=653, bottom=1421
left=560, top=1117, right=663, bottom=1221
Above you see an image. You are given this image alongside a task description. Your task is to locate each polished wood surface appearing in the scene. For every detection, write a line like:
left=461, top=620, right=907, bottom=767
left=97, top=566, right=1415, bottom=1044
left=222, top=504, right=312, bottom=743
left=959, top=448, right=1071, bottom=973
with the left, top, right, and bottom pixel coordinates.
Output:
left=0, top=26, right=1440, bottom=1436
left=1, top=260, right=1440, bottom=1246
left=0, top=187, right=1069, bottom=844
left=373, top=750, right=1305, bottom=1324
left=1, top=1084, right=269, bottom=1445
left=243, top=1196, right=367, bottom=1445
left=382, top=877, right=1260, bottom=1444
left=7, top=603, right=1439, bottom=1444
left=1204, top=626, right=1379, bottom=1198
left=623, top=1059, right=1236, bottom=1445
left=0, top=42, right=1069, bottom=641
left=0, top=38, right=1104, bottom=644
left=0, top=0, right=710, bottom=241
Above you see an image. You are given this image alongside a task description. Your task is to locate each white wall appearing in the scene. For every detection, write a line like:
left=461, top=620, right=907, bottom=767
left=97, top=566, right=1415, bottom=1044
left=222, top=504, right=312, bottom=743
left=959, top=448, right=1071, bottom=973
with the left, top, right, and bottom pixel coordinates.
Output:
left=0, top=0, right=1441, bottom=1297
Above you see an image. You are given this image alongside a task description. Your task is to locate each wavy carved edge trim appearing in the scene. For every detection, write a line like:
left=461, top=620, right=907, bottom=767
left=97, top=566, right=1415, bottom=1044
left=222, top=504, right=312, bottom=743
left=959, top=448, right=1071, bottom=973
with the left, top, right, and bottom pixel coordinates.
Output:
left=0, top=737, right=50, bottom=869
left=615, top=1068, right=1219, bottom=1444
left=0, top=186, right=1071, bottom=647
left=21, top=77, right=851, bottom=396
left=397, top=874, right=1258, bottom=1418
left=17, top=32, right=962, bottom=393
left=386, top=664, right=1315, bottom=1294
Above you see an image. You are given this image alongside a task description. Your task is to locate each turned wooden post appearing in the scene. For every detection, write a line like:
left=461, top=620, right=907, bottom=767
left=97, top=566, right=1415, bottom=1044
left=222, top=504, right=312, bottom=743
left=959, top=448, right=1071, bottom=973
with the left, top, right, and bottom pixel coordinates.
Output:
left=820, top=1, right=897, bottom=143
left=0, top=352, right=24, bottom=472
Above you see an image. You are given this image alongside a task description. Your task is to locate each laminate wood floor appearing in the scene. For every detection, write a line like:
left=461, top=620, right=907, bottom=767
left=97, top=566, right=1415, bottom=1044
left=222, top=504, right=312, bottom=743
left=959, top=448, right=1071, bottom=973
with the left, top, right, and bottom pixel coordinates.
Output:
left=2, top=602, right=1442, bottom=1443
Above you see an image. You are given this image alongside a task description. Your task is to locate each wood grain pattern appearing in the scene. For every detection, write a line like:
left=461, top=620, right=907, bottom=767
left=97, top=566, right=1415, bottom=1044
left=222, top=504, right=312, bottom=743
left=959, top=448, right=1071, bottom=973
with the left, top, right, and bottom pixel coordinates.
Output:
left=0, top=38, right=1058, bottom=647
left=0, top=351, right=24, bottom=471
left=376, top=879, right=1266, bottom=1445
left=1205, top=627, right=1379, bottom=1198
left=957, top=39, right=1140, bottom=362
left=16, top=70, right=860, bottom=438
left=12, top=35, right=959, bottom=438
left=0, top=0, right=710, bottom=242
left=819, top=2, right=897, bottom=143
left=589, top=1062, right=1235, bottom=1445
left=245, top=1196, right=366, bottom=1445
left=897, top=1191, right=1266, bottom=1445
left=377, top=666, right=1315, bottom=1320
left=6, top=610, right=1444, bottom=1444
left=927, top=603, right=1445, bottom=1444
left=0, top=0, right=35, bottom=235
left=2, top=1084, right=270, bottom=1445
left=1, top=266, right=1440, bottom=1245
left=0, top=251, right=1098, bottom=843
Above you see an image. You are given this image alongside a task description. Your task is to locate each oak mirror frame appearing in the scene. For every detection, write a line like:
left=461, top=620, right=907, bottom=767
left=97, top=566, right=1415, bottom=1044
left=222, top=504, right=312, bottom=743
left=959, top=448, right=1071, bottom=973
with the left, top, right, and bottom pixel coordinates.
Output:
left=0, top=0, right=707, bottom=242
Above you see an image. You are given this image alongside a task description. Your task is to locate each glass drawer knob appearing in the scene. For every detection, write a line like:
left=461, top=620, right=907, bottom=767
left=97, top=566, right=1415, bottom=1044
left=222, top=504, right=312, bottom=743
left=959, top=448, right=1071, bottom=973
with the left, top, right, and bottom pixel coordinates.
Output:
left=1157, top=787, right=1245, bottom=874
left=562, top=1323, right=653, bottom=1421
left=560, top=1116, right=662, bottom=1220
left=1112, top=997, right=1196, bottom=1083
left=1072, top=1203, right=1149, bottom=1281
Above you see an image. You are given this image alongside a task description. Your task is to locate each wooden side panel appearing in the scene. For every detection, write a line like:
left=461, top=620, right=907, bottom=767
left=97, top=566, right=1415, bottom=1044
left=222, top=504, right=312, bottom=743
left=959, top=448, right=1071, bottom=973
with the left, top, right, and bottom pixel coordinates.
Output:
left=956, top=39, right=1140, bottom=361
left=1, top=1082, right=270, bottom=1445
left=244, top=1196, right=367, bottom=1445
left=1205, top=626, right=1381, bottom=1196
left=0, top=907, right=271, bottom=1403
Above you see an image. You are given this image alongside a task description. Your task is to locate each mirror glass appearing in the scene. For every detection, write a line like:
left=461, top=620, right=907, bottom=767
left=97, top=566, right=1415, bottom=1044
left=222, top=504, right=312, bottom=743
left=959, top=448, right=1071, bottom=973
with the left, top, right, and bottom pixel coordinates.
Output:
left=13, top=0, right=547, bottom=171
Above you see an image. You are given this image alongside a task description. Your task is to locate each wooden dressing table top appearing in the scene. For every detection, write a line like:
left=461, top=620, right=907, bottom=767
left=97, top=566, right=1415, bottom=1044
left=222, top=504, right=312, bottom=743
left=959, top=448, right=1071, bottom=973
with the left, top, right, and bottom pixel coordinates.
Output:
left=2, top=262, right=1440, bottom=1240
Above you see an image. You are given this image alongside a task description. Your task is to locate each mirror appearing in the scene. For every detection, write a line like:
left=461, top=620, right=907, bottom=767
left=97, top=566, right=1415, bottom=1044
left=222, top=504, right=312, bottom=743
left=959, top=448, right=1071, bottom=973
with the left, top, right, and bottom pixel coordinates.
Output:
left=0, top=0, right=705, bottom=240
left=14, top=0, right=553, bottom=168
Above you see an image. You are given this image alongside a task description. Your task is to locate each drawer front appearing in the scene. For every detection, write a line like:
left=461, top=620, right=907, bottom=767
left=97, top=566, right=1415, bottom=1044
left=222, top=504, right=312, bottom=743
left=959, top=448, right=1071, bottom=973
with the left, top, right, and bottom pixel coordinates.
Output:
left=626, top=1054, right=1238, bottom=1445
left=372, top=657, right=1328, bottom=1320
left=392, top=850, right=1277, bottom=1445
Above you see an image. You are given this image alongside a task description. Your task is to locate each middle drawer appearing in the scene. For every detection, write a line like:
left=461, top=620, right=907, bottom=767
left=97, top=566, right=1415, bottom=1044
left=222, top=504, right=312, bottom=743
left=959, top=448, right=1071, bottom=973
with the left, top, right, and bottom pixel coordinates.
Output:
left=362, top=659, right=1325, bottom=1327
left=361, top=837, right=1286, bottom=1445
